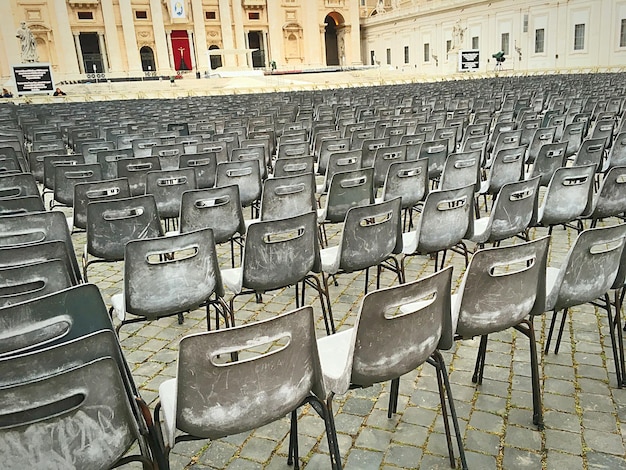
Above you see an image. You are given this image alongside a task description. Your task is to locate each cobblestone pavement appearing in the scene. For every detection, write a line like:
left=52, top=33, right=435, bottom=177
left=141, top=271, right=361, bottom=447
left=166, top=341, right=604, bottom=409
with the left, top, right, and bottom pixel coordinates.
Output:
left=59, top=190, right=626, bottom=470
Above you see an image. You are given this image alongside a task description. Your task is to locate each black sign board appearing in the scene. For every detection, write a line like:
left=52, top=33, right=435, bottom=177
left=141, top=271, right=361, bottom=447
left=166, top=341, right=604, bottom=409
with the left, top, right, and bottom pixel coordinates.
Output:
left=11, top=63, right=54, bottom=94
left=459, top=50, right=480, bottom=71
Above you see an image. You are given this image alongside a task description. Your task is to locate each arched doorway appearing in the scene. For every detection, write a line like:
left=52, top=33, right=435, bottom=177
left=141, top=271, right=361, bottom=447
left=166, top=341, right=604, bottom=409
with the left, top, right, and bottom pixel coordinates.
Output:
left=324, top=13, right=344, bottom=66
left=208, top=45, right=222, bottom=70
left=140, top=46, right=155, bottom=72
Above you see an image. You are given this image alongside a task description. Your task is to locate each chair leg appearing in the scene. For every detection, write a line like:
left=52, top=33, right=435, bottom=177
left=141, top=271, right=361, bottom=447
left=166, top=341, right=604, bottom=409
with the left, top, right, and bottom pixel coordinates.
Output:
left=617, top=288, right=626, bottom=387
left=472, top=334, right=488, bottom=385
left=606, top=292, right=625, bottom=388
left=514, top=318, right=544, bottom=429
left=305, top=396, right=343, bottom=470
left=388, top=377, right=400, bottom=418
left=429, top=351, right=468, bottom=470
left=554, top=308, right=569, bottom=354
left=544, top=309, right=562, bottom=354
left=288, top=409, right=299, bottom=469
left=307, top=273, right=335, bottom=334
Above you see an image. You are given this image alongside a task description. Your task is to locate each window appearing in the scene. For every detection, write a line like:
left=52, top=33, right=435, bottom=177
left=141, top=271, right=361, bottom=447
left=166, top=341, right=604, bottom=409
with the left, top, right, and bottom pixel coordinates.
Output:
left=423, top=43, right=430, bottom=62
left=446, top=39, right=451, bottom=59
left=386, top=48, right=391, bottom=65
left=472, top=36, right=479, bottom=49
left=620, top=19, right=626, bottom=47
left=535, top=28, right=545, bottom=53
left=501, top=32, right=510, bottom=55
left=370, top=50, right=375, bottom=65
left=523, top=14, right=529, bottom=33
left=574, top=23, right=585, bottom=50
left=404, top=46, right=409, bottom=64
left=135, top=10, right=147, bottom=19
left=77, top=11, right=93, bottom=20
left=248, top=12, right=260, bottom=20
left=205, top=11, right=216, bottom=20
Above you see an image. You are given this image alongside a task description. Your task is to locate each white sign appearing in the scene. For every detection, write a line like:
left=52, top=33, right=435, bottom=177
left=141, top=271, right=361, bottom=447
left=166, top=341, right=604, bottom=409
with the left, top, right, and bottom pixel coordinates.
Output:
left=459, top=49, right=480, bottom=72
left=171, top=0, right=185, bottom=19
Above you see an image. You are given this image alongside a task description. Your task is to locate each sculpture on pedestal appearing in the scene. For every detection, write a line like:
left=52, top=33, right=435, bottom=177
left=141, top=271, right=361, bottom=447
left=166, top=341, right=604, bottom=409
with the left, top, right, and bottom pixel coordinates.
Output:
left=16, top=22, right=38, bottom=63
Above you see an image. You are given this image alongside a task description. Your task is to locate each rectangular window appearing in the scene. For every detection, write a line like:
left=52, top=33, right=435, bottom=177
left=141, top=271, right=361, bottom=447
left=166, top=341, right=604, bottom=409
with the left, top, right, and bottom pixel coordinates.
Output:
left=370, top=50, right=375, bottom=65
left=404, top=46, right=409, bottom=63
left=523, top=14, right=529, bottom=33
left=135, top=10, right=147, bottom=19
left=77, top=11, right=93, bottom=20
left=249, top=12, right=260, bottom=20
left=386, top=48, right=391, bottom=65
left=205, top=11, right=216, bottom=20
left=620, top=19, right=626, bottom=47
left=472, top=36, right=479, bottom=49
left=446, top=39, right=451, bottom=60
left=574, top=23, right=585, bottom=50
left=535, top=28, right=545, bottom=53
left=423, top=43, right=430, bottom=62
left=501, top=32, right=510, bottom=55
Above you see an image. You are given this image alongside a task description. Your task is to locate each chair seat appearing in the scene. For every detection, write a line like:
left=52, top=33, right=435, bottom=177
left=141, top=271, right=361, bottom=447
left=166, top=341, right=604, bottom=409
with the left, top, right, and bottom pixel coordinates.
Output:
left=221, top=267, right=244, bottom=294
left=158, top=378, right=178, bottom=448
left=317, top=207, right=326, bottom=222
left=320, top=245, right=341, bottom=275
left=544, top=265, right=561, bottom=312
left=450, top=292, right=461, bottom=335
left=470, top=217, right=490, bottom=244
left=479, top=179, right=489, bottom=194
left=401, top=228, right=420, bottom=255
left=316, top=328, right=354, bottom=396
left=110, top=292, right=126, bottom=321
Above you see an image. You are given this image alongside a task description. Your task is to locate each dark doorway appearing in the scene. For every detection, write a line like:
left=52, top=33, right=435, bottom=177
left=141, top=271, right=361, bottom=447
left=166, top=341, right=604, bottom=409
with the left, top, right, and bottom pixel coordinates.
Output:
left=248, top=31, right=265, bottom=68
left=208, top=45, right=222, bottom=70
left=324, top=15, right=339, bottom=66
left=79, top=32, right=104, bottom=73
left=140, top=46, right=156, bottom=72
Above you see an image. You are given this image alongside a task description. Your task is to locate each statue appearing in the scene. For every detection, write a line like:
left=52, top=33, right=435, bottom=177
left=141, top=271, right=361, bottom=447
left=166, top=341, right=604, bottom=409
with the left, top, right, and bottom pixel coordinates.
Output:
left=374, top=0, right=386, bottom=14
left=16, top=21, right=38, bottom=62
left=452, top=21, right=466, bottom=51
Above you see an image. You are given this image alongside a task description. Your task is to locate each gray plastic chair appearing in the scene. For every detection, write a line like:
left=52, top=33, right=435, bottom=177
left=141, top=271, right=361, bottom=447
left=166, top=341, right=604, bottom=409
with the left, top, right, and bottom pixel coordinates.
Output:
left=321, top=198, right=403, bottom=298
left=471, top=176, right=540, bottom=247
left=0, top=194, right=45, bottom=216
left=151, top=143, right=185, bottom=170
left=526, top=141, right=567, bottom=187
left=525, top=126, right=556, bottom=164
left=544, top=224, right=626, bottom=386
left=573, top=137, right=606, bottom=169
left=179, top=151, right=218, bottom=189
left=439, top=150, right=481, bottom=192
left=316, top=149, right=362, bottom=195
left=372, top=144, right=407, bottom=188
left=216, top=159, right=262, bottom=216
left=110, top=227, right=230, bottom=332
left=83, top=194, right=163, bottom=282
left=580, top=166, right=626, bottom=228
left=221, top=211, right=335, bottom=334
left=272, top=155, right=315, bottom=178
left=97, top=148, right=134, bottom=180
left=452, top=236, right=550, bottom=428
left=316, top=267, right=467, bottom=469
left=71, top=177, right=131, bottom=232
left=534, top=164, right=595, bottom=233
left=401, top=183, right=475, bottom=272
left=0, top=210, right=82, bottom=283
left=178, top=185, right=246, bottom=268
left=479, top=145, right=526, bottom=214
left=419, top=139, right=449, bottom=181
left=255, top=173, right=316, bottom=223
left=154, top=306, right=341, bottom=469
left=117, top=156, right=161, bottom=196
left=602, top=132, right=626, bottom=172
left=52, top=162, right=102, bottom=209
left=231, top=146, right=267, bottom=179
left=560, top=122, right=585, bottom=158
left=145, top=168, right=197, bottom=229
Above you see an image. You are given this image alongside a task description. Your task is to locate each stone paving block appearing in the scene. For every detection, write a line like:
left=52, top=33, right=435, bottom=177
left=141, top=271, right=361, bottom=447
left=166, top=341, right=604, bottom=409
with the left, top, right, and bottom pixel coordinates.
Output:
left=344, top=448, right=384, bottom=469
left=583, top=428, right=625, bottom=455
left=545, top=429, right=583, bottom=455
left=238, top=437, right=279, bottom=463
left=504, top=425, right=542, bottom=451
left=501, top=447, right=542, bottom=469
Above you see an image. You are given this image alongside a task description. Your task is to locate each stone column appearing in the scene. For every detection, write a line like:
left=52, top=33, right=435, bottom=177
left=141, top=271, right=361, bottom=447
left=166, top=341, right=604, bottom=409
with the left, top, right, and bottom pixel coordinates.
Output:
left=302, top=1, right=322, bottom=66
left=218, top=0, right=236, bottom=67
left=73, top=34, right=84, bottom=73
left=53, top=0, right=80, bottom=74
left=119, top=0, right=142, bottom=72
left=150, top=0, right=172, bottom=74
left=265, top=0, right=283, bottom=67
left=348, top=5, right=362, bottom=65
left=191, top=0, right=209, bottom=71
left=97, top=33, right=109, bottom=71
left=231, top=0, right=246, bottom=67
left=165, top=31, right=174, bottom=70
left=100, top=0, right=123, bottom=71
left=188, top=30, right=196, bottom=69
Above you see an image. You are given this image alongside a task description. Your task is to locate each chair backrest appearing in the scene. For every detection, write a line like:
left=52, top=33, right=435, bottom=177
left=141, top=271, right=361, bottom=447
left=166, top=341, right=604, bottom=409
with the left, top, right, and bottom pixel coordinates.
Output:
left=86, top=194, right=163, bottom=261
left=0, top=194, right=45, bottom=217
left=361, top=137, right=390, bottom=168
left=145, top=168, right=197, bottom=220
left=53, top=163, right=103, bottom=207
left=547, top=224, right=626, bottom=312
left=419, top=139, right=449, bottom=180
left=590, top=118, right=615, bottom=148
left=0, top=258, right=73, bottom=308
left=604, top=132, right=626, bottom=171
left=526, top=126, right=556, bottom=163
left=319, top=149, right=362, bottom=194
left=231, top=146, right=267, bottom=179
left=455, top=235, right=550, bottom=338
left=242, top=211, right=320, bottom=291
left=123, top=227, right=224, bottom=319
left=215, top=160, right=262, bottom=208
left=573, top=137, right=606, bottom=169
left=196, top=141, right=228, bottom=163
left=97, top=148, right=134, bottom=180
left=538, top=164, right=595, bottom=227
left=529, top=141, right=567, bottom=186
left=318, top=138, right=351, bottom=174
left=174, top=305, right=321, bottom=441
left=336, top=198, right=402, bottom=273
left=412, top=183, right=475, bottom=254
left=560, top=122, right=585, bottom=157
left=347, top=267, right=453, bottom=388
left=439, top=150, right=481, bottom=192
left=380, top=159, right=429, bottom=209
left=80, top=140, right=115, bottom=164
left=179, top=185, right=246, bottom=243
left=372, top=144, right=407, bottom=188
left=0, top=240, right=80, bottom=285
left=277, top=140, right=309, bottom=159
left=0, top=210, right=81, bottom=282
left=179, top=151, right=217, bottom=189
left=132, top=137, right=161, bottom=158
left=483, top=176, right=540, bottom=242
left=117, top=156, right=161, bottom=196
left=482, top=145, right=526, bottom=195
left=258, top=173, right=316, bottom=221
left=0, top=146, right=22, bottom=173
left=28, top=150, right=66, bottom=182
left=587, top=166, right=626, bottom=221
left=0, top=356, right=140, bottom=469
left=272, top=155, right=315, bottom=178
left=42, top=154, right=85, bottom=191
left=322, top=167, right=375, bottom=223
left=73, top=178, right=131, bottom=231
